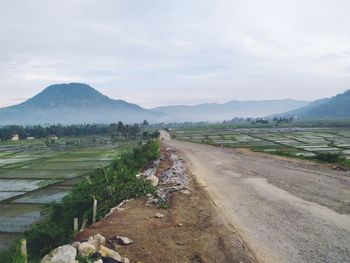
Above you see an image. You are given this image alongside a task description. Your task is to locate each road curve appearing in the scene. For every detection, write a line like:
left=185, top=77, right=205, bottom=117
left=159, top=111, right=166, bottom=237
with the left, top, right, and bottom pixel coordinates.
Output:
left=163, top=136, right=350, bottom=263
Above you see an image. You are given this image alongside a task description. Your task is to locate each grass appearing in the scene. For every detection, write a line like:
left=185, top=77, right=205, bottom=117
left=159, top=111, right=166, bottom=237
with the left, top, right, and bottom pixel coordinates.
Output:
left=0, top=139, right=160, bottom=261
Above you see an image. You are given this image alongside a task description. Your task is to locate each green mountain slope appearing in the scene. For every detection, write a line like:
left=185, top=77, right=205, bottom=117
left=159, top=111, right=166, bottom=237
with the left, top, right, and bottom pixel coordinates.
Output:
left=277, top=90, right=350, bottom=119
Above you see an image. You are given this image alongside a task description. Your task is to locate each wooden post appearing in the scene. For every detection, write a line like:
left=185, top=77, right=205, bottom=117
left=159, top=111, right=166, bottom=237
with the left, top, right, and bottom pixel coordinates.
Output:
left=73, top=218, right=78, bottom=232
left=92, top=198, right=97, bottom=224
left=20, top=239, right=27, bottom=263
left=80, top=218, right=88, bottom=231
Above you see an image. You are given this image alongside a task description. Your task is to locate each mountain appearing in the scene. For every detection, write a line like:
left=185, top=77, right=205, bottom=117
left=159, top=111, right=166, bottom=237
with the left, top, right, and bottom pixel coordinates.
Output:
left=0, top=83, right=160, bottom=125
left=276, top=90, right=350, bottom=119
left=152, top=99, right=310, bottom=122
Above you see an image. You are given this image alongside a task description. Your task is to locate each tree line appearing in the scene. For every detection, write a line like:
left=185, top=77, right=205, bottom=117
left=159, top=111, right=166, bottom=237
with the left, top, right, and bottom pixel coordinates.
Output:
left=0, top=121, right=150, bottom=141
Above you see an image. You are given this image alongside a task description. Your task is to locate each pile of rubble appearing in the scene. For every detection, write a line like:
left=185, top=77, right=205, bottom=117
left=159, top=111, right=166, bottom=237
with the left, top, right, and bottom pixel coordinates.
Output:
left=142, top=147, right=189, bottom=204
left=41, top=234, right=131, bottom=263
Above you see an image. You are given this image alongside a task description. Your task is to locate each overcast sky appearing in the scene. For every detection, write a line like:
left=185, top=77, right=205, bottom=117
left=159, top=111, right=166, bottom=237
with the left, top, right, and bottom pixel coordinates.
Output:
left=0, top=0, right=349, bottom=108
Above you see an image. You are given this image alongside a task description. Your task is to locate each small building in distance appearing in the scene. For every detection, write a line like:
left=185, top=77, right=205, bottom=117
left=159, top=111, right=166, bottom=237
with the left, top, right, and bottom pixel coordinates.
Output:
left=47, top=135, right=58, bottom=140
left=27, top=137, right=35, bottom=140
left=11, top=134, right=19, bottom=141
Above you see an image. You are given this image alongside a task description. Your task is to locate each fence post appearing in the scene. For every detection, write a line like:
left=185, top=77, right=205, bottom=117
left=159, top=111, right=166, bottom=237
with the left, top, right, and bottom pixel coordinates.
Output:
left=73, top=218, right=78, bottom=232
left=21, top=239, right=27, bottom=263
left=80, top=218, right=88, bottom=231
left=92, top=197, right=97, bottom=224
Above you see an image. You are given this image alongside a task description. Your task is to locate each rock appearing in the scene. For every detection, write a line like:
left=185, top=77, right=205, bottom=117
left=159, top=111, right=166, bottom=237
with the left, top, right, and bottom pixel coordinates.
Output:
left=99, top=245, right=122, bottom=261
left=101, top=257, right=122, bottom=263
left=177, top=223, right=183, bottom=227
left=78, top=242, right=96, bottom=257
left=180, top=189, right=191, bottom=195
left=116, top=236, right=134, bottom=245
left=90, top=234, right=106, bottom=249
left=145, top=175, right=159, bottom=186
left=93, top=260, right=103, bottom=263
left=143, top=167, right=156, bottom=177
left=71, top=241, right=80, bottom=250
left=41, top=245, right=76, bottom=263
left=122, top=258, right=130, bottom=263
left=155, top=212, right=164, bottom=218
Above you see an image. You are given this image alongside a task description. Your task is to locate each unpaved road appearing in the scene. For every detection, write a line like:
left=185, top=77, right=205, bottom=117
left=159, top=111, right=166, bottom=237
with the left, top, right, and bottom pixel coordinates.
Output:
left=162, top=133, right=350, bottom=263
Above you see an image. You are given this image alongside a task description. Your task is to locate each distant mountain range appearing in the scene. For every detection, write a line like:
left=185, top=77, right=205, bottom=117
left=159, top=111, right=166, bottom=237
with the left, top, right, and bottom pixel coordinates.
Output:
left=151, top=99, right=309, bottom=122
left=0, top=83, right=348, bottom=125
left=276, top=90, right=350, bottom=119
left=0, top=83, right=160, bottom=125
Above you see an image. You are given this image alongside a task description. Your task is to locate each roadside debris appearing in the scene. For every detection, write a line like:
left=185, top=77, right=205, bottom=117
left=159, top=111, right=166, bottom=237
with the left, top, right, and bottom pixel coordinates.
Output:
left=141, top=147, right=190, bottom=206
left=155, top=212, right=164, bottom=218
left=115, top=236, right=134, bottom=245
left=42, top=234, right=130, bottom=263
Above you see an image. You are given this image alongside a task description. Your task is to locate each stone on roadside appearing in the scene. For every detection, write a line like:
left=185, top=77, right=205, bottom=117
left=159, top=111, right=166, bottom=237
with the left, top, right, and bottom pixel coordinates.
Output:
left=155, top=212, right=164, bottom=218
left=122, top=258, right=130, bottom=263
left=88, top=234, right=105, bottom=250
left=78, top=242, right=96, bottom=257
left=116, top=236, right=134, bottom=245
left=180, top=189, right=191, bottom=195
left=41, top=245, right=76, bottom=263
left=99, top=245, right=122, bottom=261
left=145, top=175, right=159, bottom=187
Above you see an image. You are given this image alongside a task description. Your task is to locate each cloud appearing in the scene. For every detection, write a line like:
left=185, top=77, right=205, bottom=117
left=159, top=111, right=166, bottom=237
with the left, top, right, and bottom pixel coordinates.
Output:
left=0, top=0, right=349, bottom=107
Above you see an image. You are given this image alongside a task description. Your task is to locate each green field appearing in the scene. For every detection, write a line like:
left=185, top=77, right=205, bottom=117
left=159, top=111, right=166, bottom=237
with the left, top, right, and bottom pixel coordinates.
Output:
left=0, top=135, right=135, bottom=250
left=173, top=126, right=350, bottom=161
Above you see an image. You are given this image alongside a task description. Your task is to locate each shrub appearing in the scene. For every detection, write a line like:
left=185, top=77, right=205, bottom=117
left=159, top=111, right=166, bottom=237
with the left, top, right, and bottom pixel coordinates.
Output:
left=313, top=152, right=343, bottom=163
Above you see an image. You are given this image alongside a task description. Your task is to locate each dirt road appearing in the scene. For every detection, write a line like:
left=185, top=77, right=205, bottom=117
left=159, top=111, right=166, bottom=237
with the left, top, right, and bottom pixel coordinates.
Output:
left=162, top=133, right=350, bottom=263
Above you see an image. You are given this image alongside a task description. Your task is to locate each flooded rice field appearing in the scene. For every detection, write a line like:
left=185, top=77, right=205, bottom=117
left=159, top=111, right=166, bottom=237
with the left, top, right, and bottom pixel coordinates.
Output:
left=174, top=127, right=350, bottom=159
left=0, top=136, right=133, bottom=250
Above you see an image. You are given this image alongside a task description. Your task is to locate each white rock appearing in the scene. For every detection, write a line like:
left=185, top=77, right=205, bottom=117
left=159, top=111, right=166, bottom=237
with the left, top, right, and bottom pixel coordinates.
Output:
left=93, top=260, right=103, bottom=263
left=90, top=234, right=105, bottom=249
left=78, top=242, right=96, bottom=257
left=117, top=236, right=134, bottom=245
left=99, top=245, right=122, bottom=261
left=41, top=245, right=76, bottom=263
left=155, top=212, right=164, bottom=218
left=122, top=258, right=130, bottom=263
left=145, top=175, right=159, bottom=186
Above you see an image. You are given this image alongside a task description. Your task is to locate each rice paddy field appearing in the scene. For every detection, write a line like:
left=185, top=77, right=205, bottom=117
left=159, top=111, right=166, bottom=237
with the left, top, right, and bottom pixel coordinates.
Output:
left=173, top=126, right=350, bottom=160
left=0, top=135, right=134, bottom=250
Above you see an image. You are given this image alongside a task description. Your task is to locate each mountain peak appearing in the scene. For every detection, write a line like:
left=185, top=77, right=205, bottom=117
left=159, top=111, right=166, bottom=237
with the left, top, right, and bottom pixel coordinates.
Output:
left=43, top=83, right=98, bottom=93
left=23, top=83, right=109, bottom=107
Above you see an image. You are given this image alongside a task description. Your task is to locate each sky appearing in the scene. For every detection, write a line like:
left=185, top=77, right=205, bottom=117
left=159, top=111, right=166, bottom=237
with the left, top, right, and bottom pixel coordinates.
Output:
left=0, top=0, right=349, bottom=108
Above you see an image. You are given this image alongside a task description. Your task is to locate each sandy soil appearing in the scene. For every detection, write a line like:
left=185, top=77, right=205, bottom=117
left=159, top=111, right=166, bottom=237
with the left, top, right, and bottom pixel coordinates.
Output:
left=75, top=145, right=257, bottom=263
left=163, top=136, right=350, bottom=263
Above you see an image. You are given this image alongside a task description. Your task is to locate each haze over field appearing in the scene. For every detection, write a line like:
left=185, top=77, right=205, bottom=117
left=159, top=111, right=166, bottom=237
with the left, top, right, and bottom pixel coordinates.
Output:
left=1, top=0, right=349, bottom=109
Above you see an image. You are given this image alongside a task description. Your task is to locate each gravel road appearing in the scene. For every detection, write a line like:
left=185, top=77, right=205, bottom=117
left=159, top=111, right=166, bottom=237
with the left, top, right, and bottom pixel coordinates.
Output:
left=163, top=135, right=350, bottom=263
